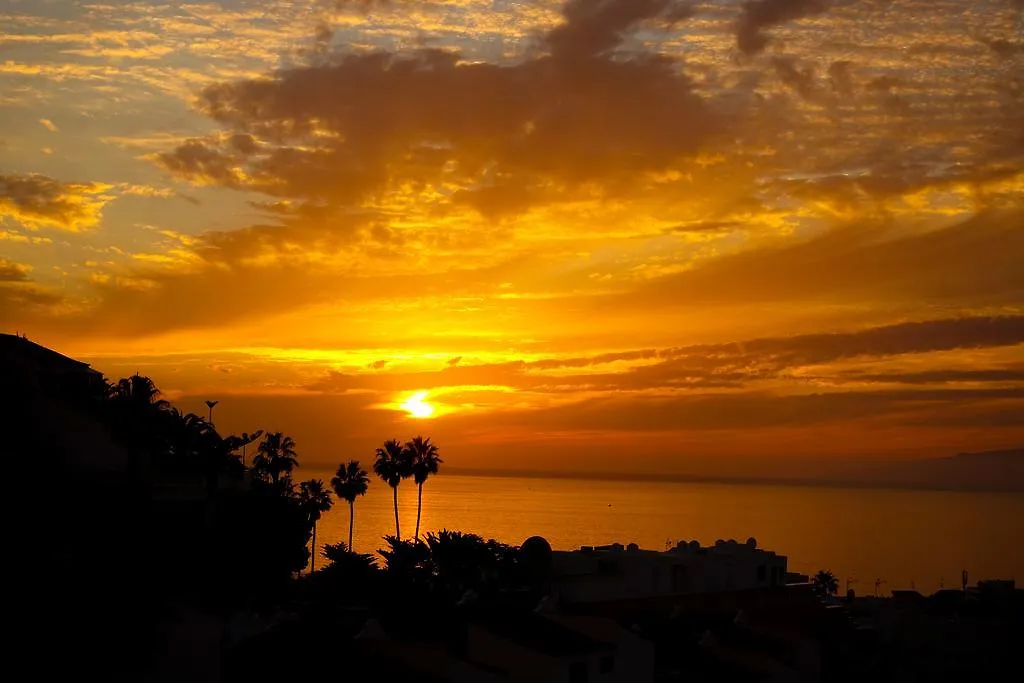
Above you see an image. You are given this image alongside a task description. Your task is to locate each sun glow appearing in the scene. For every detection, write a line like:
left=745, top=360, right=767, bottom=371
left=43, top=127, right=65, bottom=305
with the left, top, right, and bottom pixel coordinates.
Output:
left=401, top=391, right=436, bottom=419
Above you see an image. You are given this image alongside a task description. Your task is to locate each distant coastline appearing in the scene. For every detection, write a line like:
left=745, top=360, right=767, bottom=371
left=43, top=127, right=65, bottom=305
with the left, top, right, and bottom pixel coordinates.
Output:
left=442, top=450, right=1024, bottom=495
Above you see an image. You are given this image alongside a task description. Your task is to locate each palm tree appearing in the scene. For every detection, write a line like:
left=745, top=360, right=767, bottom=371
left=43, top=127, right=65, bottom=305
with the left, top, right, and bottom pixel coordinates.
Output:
left=105, top=374, right=170, bottom=412
left=330, top=460, right=370, bottom=551
left=297, top=479, right=333, bottom=574
left=374, top=439, right=411, bottom=540
left=405, top=435, right=442, bottom=541
left=105, top=374, right=173, bottom=478
left=321, top=542, right=378, bottom=581
left=812, top=569, right=839, bottom=596
left=252, top=432, right=299, bottom=486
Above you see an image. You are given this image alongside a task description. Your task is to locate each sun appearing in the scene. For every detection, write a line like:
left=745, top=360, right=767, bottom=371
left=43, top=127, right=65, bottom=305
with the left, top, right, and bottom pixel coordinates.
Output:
left=400, top=391, right=435, bottom=419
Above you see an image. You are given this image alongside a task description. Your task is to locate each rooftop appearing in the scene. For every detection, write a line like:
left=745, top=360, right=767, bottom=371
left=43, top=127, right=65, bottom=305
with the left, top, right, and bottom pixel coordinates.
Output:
left=563, top=538, right=783, bottom=557
left=0, top=333, right=99, bottom=375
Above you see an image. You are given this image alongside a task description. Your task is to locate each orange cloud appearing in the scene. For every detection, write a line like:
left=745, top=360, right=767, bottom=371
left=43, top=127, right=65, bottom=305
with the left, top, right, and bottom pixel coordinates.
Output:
left=0, top=173, right=114, bottom=231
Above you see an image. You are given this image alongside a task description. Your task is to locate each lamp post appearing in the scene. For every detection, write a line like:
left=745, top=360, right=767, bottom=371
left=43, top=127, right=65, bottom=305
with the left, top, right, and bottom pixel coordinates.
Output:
left=205, top=399, right=219, bottom=427
left=240, top=430, right=263, bottom=469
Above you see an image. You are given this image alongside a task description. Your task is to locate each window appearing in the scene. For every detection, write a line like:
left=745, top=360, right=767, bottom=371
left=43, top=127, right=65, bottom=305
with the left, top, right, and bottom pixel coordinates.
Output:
left=600, top=656, right=615, bottom=674
left=757, top=564, right=766, bottom=582
left=569, top=661, right=589, bottom=683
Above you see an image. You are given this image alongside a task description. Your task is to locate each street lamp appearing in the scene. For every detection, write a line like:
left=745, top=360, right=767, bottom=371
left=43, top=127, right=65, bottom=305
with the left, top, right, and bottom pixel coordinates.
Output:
left=205, top=399, right=219, bottom=426
left=240, top=430, right=263, bottom=468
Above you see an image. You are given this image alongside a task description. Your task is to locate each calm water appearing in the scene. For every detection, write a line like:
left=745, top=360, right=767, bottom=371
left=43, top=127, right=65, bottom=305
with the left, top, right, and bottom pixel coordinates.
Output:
left=306, top=472, right=1024, bottom=596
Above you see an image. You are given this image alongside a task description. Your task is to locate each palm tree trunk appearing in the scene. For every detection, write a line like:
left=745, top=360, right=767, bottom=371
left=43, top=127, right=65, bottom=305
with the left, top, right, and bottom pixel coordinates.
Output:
left=393, top=486, right=401, bottom=540
left=415, top=483, right=423, bottom=541
left=348, top=501, right=354, bottom=551
left=311, top=522, right=317, bottom=574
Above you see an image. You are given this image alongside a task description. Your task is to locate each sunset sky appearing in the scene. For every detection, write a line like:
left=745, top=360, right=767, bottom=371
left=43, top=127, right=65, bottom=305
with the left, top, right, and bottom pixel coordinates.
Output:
left=2, top=0, right=1022, bottom=476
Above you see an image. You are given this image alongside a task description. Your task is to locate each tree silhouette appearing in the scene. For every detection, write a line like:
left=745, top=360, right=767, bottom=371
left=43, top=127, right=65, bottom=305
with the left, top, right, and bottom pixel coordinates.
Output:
left=330, top=460, right=370, bottom=552
left=373, top=439, right=411, bottom=540
left=321, top=542, right=379, bottom=583
left=812, top=569, right=839, bottom=595
left=105, top=373, right=170, bottom=413
left=252, top=432, right=299, bottom=488
left=297, top=479, right=333, bottom=574
left=104, top=374, right=172, bottom=470
left=405, top=435, right=442, bottom=541
left=377, top=530, right=520, bottom=601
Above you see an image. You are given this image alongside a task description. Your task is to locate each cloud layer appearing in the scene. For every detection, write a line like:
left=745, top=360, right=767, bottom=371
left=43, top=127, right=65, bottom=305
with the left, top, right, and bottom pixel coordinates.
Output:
left=2, top=0, right=1022, bottom=468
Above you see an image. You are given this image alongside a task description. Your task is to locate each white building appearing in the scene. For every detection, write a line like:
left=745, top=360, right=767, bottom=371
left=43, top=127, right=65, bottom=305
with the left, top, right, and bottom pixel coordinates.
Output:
left=552, top=538, right=788, bottom=603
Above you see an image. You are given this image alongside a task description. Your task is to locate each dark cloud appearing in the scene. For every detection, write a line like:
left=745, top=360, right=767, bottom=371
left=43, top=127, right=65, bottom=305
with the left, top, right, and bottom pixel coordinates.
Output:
left=0, top=258, right=31, bottom=282
left=981, top=38, right=1024, bottom=59
left=841, top=369, right=1024, bottom=385
left=310, top=316, right=1024, bottom=395
left=736, top=0, right=828, bottom=55
left=827, top=60, right=854, bottom=97
left=772, top=56, right=818, bottom=99
left=663, top=220, right=743, bottom=234
left=0, top=257, right=60, bottom=325
left=546, top=0, right=693, bottom=59
left=865, top=75, right=901, bottom=93
left=159, top=0, right=717, bottom=215
left=628, top=209, right=1024, bottom=307
left=467, top=387, right=1024, bottom=432
left=0, top=173, right=110, bottom=231
left=670, top=316, right=1024, bottom=373
left=0, top=282, right=62, bottom=327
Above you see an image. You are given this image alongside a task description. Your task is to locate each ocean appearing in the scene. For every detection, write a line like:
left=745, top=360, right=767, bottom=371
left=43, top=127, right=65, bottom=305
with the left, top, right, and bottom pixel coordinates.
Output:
left=304, top=471, right=1024, bottom=596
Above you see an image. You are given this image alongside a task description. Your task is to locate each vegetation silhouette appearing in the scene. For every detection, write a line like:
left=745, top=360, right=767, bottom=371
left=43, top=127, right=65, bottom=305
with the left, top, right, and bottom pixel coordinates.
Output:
left=252, top=431, right=299, bottom=488
left=406, top=435, right=442, bottom=541
left=331, top=460, right=370, bottom=551
left=373, top=438, right=412, bottom=540
left=317, top=543, right=380, bottom=601
left=813, top=569, right=840, bottom=595
left=297, top=479, right=333, bottom=573
left=374, top=530, right=524, bottom=602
